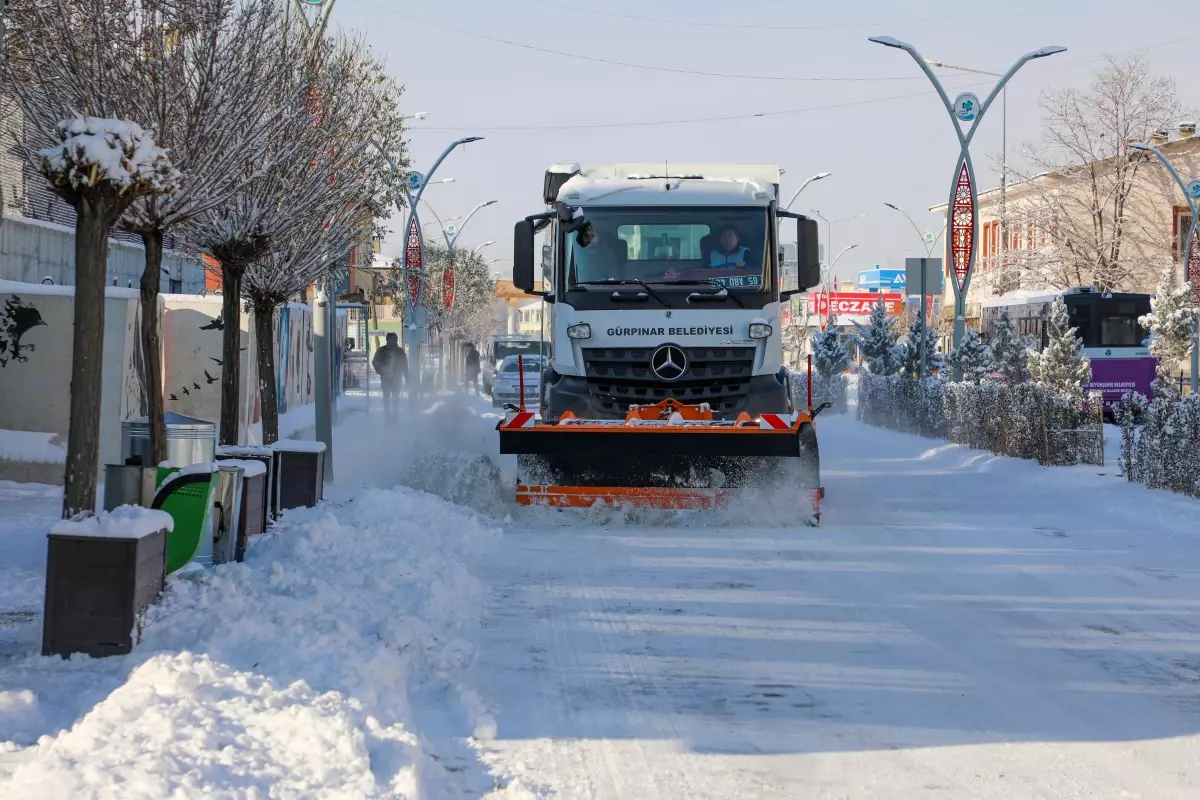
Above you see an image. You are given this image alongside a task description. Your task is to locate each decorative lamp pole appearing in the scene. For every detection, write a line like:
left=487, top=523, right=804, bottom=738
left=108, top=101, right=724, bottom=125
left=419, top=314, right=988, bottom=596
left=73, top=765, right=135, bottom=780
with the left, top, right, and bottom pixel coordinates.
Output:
left=1130, top=142, right=1200, bottom=395
left=784, top=171, right=832, bottom=212
left=868, top=35, right=1065, bottom=371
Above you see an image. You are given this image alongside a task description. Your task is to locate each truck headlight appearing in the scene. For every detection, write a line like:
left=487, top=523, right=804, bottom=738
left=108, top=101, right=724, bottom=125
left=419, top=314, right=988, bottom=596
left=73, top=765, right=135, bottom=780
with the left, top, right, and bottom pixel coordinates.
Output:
left=567, top=323, right=592, bottom=339
left=749, top=323, right=772, bottom=339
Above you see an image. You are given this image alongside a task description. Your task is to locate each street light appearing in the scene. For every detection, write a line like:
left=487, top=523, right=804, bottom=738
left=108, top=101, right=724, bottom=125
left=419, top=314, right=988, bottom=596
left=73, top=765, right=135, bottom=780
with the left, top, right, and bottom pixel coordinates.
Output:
left=809, top=210, right=867, bottom=259
left=784, top=171, right=831, bottom=212
left=869, top=35, right=1065, bottom=364
left=1130, top=141, right=1200, bottom=395
left=925, top=58, right=1012, bottom=281
left=402, top=111, right=429, bottom=121
left=883, top=202, right=945, bottom=257
left=472, top=241, right=496, bottom=256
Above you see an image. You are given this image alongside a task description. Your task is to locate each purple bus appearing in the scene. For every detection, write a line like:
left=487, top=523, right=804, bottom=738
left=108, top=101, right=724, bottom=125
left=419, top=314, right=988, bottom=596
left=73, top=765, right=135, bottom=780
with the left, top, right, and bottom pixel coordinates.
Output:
left=980, top=287, right=1156, bottom=404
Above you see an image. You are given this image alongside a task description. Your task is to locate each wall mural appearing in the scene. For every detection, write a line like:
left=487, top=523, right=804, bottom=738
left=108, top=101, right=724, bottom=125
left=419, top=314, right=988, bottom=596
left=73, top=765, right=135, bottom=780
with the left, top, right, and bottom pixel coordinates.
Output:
left=0, top=295, right=47, bottom=367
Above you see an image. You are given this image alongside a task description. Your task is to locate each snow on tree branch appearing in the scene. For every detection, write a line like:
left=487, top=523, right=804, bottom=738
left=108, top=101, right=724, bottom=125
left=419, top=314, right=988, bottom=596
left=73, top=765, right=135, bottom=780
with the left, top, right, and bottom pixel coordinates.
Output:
left=39, top=115, right=180, bottom=197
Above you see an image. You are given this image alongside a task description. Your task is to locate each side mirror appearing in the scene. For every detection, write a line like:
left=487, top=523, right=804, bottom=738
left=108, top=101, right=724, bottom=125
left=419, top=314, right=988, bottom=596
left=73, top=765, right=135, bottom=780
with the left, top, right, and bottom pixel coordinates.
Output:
left=797, top=217, right=821, bottom=290
left=513, top=220, right=535, bottom=291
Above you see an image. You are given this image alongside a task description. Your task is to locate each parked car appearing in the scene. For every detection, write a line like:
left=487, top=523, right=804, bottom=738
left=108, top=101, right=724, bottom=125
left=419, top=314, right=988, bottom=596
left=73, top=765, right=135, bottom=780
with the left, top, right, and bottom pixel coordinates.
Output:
left=492, top=354, right=545, bottom=408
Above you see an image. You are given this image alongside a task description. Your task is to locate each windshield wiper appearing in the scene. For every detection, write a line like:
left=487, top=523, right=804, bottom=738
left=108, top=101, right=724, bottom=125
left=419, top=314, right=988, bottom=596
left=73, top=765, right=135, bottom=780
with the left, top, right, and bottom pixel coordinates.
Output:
left=571, top=279, right=671, bottom=308
left=684, top=286, right=745, bottom=308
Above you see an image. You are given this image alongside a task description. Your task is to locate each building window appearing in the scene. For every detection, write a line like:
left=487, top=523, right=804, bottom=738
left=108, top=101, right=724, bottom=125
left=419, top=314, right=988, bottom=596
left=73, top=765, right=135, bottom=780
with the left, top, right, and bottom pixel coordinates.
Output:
left=1175, top=206, right=1193, bottom=261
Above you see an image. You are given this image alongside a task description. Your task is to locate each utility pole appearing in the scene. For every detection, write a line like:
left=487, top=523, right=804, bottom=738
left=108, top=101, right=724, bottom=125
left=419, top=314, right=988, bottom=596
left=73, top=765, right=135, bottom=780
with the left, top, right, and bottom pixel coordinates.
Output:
left=869, top=35, right=1065, bottom=378
left=290, top=0, right=339, bottom=482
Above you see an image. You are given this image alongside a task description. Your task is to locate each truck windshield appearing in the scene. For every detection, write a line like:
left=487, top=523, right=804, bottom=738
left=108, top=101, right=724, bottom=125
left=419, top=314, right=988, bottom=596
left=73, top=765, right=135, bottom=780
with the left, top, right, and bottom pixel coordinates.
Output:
left=567, top=207, right=769, bottom=291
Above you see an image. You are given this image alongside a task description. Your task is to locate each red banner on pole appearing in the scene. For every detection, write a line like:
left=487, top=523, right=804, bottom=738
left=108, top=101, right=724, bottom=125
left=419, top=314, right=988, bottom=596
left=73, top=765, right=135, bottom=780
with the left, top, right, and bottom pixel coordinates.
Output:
left=1189, top=226, right=1200, bottom=307
left=443, top=263, right=455, bottom=309
left=950, top=159, right=975, bottom=293
left=404, top=216, right=422, bottom=312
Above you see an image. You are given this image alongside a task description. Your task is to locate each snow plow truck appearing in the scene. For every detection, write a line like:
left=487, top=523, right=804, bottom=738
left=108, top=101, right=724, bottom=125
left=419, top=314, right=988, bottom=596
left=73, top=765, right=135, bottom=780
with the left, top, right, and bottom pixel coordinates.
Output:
left=498, top=163, right=828, bottom=520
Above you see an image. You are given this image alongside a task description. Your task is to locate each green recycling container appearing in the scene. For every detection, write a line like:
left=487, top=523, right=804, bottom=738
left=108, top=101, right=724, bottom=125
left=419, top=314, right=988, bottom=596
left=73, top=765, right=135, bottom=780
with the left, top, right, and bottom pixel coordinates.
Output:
left=152, top=466, right=217, bottom=573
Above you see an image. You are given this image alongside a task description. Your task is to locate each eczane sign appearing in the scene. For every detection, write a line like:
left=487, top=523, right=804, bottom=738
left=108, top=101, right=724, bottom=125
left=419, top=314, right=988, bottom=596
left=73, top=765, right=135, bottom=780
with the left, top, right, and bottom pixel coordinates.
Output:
left=808, top=292, right=904, bottom=326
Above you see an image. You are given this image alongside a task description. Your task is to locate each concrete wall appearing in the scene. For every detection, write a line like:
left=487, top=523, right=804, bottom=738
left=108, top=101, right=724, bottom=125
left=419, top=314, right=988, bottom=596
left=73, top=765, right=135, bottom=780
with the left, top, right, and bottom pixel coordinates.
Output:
left=161, top=295, right=260, bottom=445
left=0, top=283, right=145, bottom=483
left=0, top=215, right=206, bottom=293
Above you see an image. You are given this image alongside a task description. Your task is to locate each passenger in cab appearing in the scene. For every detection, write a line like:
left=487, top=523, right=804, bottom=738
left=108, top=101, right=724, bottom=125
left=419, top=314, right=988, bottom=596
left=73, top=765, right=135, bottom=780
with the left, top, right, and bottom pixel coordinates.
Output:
left=708, top=225, right=749, bottom=268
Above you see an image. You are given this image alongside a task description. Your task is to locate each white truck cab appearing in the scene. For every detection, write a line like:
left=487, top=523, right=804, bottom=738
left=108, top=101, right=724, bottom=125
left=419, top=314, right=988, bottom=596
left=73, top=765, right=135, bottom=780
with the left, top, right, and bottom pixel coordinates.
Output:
left=511, top=163, right=822, bottom=421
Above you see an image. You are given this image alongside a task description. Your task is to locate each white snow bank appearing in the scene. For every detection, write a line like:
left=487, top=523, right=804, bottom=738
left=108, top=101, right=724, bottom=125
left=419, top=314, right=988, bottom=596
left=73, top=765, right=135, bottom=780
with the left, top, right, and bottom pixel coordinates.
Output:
left=1, top=483, right=500, bottom=796
left=214, top=459, right=267, bottom=478
left=50, top=506, right=173, bottom=538
left=0, top=430, right=67, bottom=465
left=0, top=279, right=141, bottom=301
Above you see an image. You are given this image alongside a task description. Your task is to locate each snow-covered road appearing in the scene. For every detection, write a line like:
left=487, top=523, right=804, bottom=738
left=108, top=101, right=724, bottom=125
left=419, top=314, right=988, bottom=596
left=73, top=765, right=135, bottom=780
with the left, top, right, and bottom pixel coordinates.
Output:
left=471, top=410, right=1200, bottom=799
left=3, top=395, right=1200, bottom=798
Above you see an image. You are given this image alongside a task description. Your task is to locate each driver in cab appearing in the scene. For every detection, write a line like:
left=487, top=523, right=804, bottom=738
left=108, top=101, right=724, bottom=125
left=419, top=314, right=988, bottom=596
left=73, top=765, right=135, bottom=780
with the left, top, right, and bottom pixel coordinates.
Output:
left=708, top=225, right=749, bottom=268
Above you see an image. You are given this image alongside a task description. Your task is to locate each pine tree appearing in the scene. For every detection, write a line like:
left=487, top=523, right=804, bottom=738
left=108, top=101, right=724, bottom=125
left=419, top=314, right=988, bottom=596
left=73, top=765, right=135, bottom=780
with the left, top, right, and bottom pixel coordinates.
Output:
left=1140, top=263, right=1198, bottom=381
left=990, top=310, right=1032, bottom=384
left=811, top=310, right=849, bottom=378
left=946, top=326, right=995, bottom=383
left=900, top=314, right=944, bottom=379
left=1028, top=297, right=1092, bottom=402
left=853, top=296, right=903, bottom=376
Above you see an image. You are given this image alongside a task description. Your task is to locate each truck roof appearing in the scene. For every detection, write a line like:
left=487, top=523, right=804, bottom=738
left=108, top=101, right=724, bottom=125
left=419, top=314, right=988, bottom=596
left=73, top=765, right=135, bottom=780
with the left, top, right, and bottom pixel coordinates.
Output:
left=558, top=176, right=776, bottom=207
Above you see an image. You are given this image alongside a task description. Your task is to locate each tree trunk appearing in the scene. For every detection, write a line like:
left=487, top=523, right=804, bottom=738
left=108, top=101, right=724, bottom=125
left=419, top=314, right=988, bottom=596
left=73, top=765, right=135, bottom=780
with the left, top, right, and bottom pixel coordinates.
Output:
left=255, top=303, right=280, bottom=444
left=62, top=193, right=117, bottom=518
left=219, top=261, right=243, bottom=446
left=139, top=229, right=166, bottom=465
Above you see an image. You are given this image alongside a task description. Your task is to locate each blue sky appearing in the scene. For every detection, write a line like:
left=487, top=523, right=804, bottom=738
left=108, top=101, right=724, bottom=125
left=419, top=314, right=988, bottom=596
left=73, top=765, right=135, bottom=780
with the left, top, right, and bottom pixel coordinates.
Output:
left=330, top=0, right=1200, bottom=284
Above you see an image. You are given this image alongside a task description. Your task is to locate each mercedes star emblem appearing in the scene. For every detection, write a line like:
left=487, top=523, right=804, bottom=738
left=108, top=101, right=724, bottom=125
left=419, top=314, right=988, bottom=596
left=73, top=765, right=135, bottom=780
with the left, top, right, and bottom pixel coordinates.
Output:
left=650, top=344, right=687, bottom=381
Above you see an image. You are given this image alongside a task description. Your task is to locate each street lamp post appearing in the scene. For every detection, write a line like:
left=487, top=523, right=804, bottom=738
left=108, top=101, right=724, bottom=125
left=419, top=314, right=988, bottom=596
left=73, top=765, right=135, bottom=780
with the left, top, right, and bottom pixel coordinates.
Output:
left=869, top=35, right=1065, bottom=370
left=883, top=202, right=945, bottom=257
left=809, top=210, right=867, bottom=266
left=472, top=241, right=496, bottom=256
left=1130, top=142, right=1200, bottom=395
left=926, top=59, right=1009, bottom=285
left=784, top=171, right=832, bottom=212
left=383, top=135, right=483, bottom=394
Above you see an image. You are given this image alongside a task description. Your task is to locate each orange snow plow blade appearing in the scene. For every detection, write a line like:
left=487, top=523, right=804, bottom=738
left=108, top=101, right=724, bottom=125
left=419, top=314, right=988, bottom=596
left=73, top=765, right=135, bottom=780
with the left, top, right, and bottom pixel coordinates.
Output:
left=498, top=398, right=823, bottom=521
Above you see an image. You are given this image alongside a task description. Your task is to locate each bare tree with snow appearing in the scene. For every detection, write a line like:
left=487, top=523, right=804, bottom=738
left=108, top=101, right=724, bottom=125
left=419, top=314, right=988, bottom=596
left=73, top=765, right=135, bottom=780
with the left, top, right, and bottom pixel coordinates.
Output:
left=111, top=0, right=297, bottom=464
left=1, top=0, right=182, bottom=516
left=194, top=30, right=407, bottom=445
left=1009, top=56, right=1186, bottom=292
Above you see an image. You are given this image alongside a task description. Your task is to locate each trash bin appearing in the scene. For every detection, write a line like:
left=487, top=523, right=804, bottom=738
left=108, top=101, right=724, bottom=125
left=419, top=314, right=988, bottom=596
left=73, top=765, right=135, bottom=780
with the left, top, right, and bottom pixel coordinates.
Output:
left=103, top=464, right=158, bottom=511
left=272, top=440, right=326, bottom=512
left=213, top=457, right=269, bottom=561
left=211, top=465, right=244, bottom=566
left=216, top=445, right=275, bottom=524
left=151, top=465, right=217, bottom=572
left=122, top=412, right=216, bottom=468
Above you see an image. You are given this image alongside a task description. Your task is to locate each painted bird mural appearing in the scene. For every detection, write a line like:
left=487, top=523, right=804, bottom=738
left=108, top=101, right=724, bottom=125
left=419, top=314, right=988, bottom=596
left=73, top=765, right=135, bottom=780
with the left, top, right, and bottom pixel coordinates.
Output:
left=199, top=316, right=224, bottom=331
left=0, top=296, right=47, bottom=367
left=181, top=386, right=190, bottom=396
left=203, top=370, right=218, bottom=385
left=169, top=394, right=178, bottom=401
left=192, top=382, right=201, bottom=391
left=209, top=357, right=223, bottom=366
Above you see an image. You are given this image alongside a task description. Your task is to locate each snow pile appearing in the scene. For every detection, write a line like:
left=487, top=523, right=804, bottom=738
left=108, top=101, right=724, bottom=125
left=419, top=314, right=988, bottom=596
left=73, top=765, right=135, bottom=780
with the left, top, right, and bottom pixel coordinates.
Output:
left=0, top=430, right=66, bottom=465
left=50, top=506, right=173, bottom=538
left=0, top=484, right=500, bottom=796
left=39, top=116, right=180, bottom=195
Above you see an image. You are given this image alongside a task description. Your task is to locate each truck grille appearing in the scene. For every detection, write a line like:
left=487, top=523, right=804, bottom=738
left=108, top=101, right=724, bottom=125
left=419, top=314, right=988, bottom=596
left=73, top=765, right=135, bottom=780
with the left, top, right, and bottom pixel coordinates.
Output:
left=582, top=346, right=755, bottom=415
